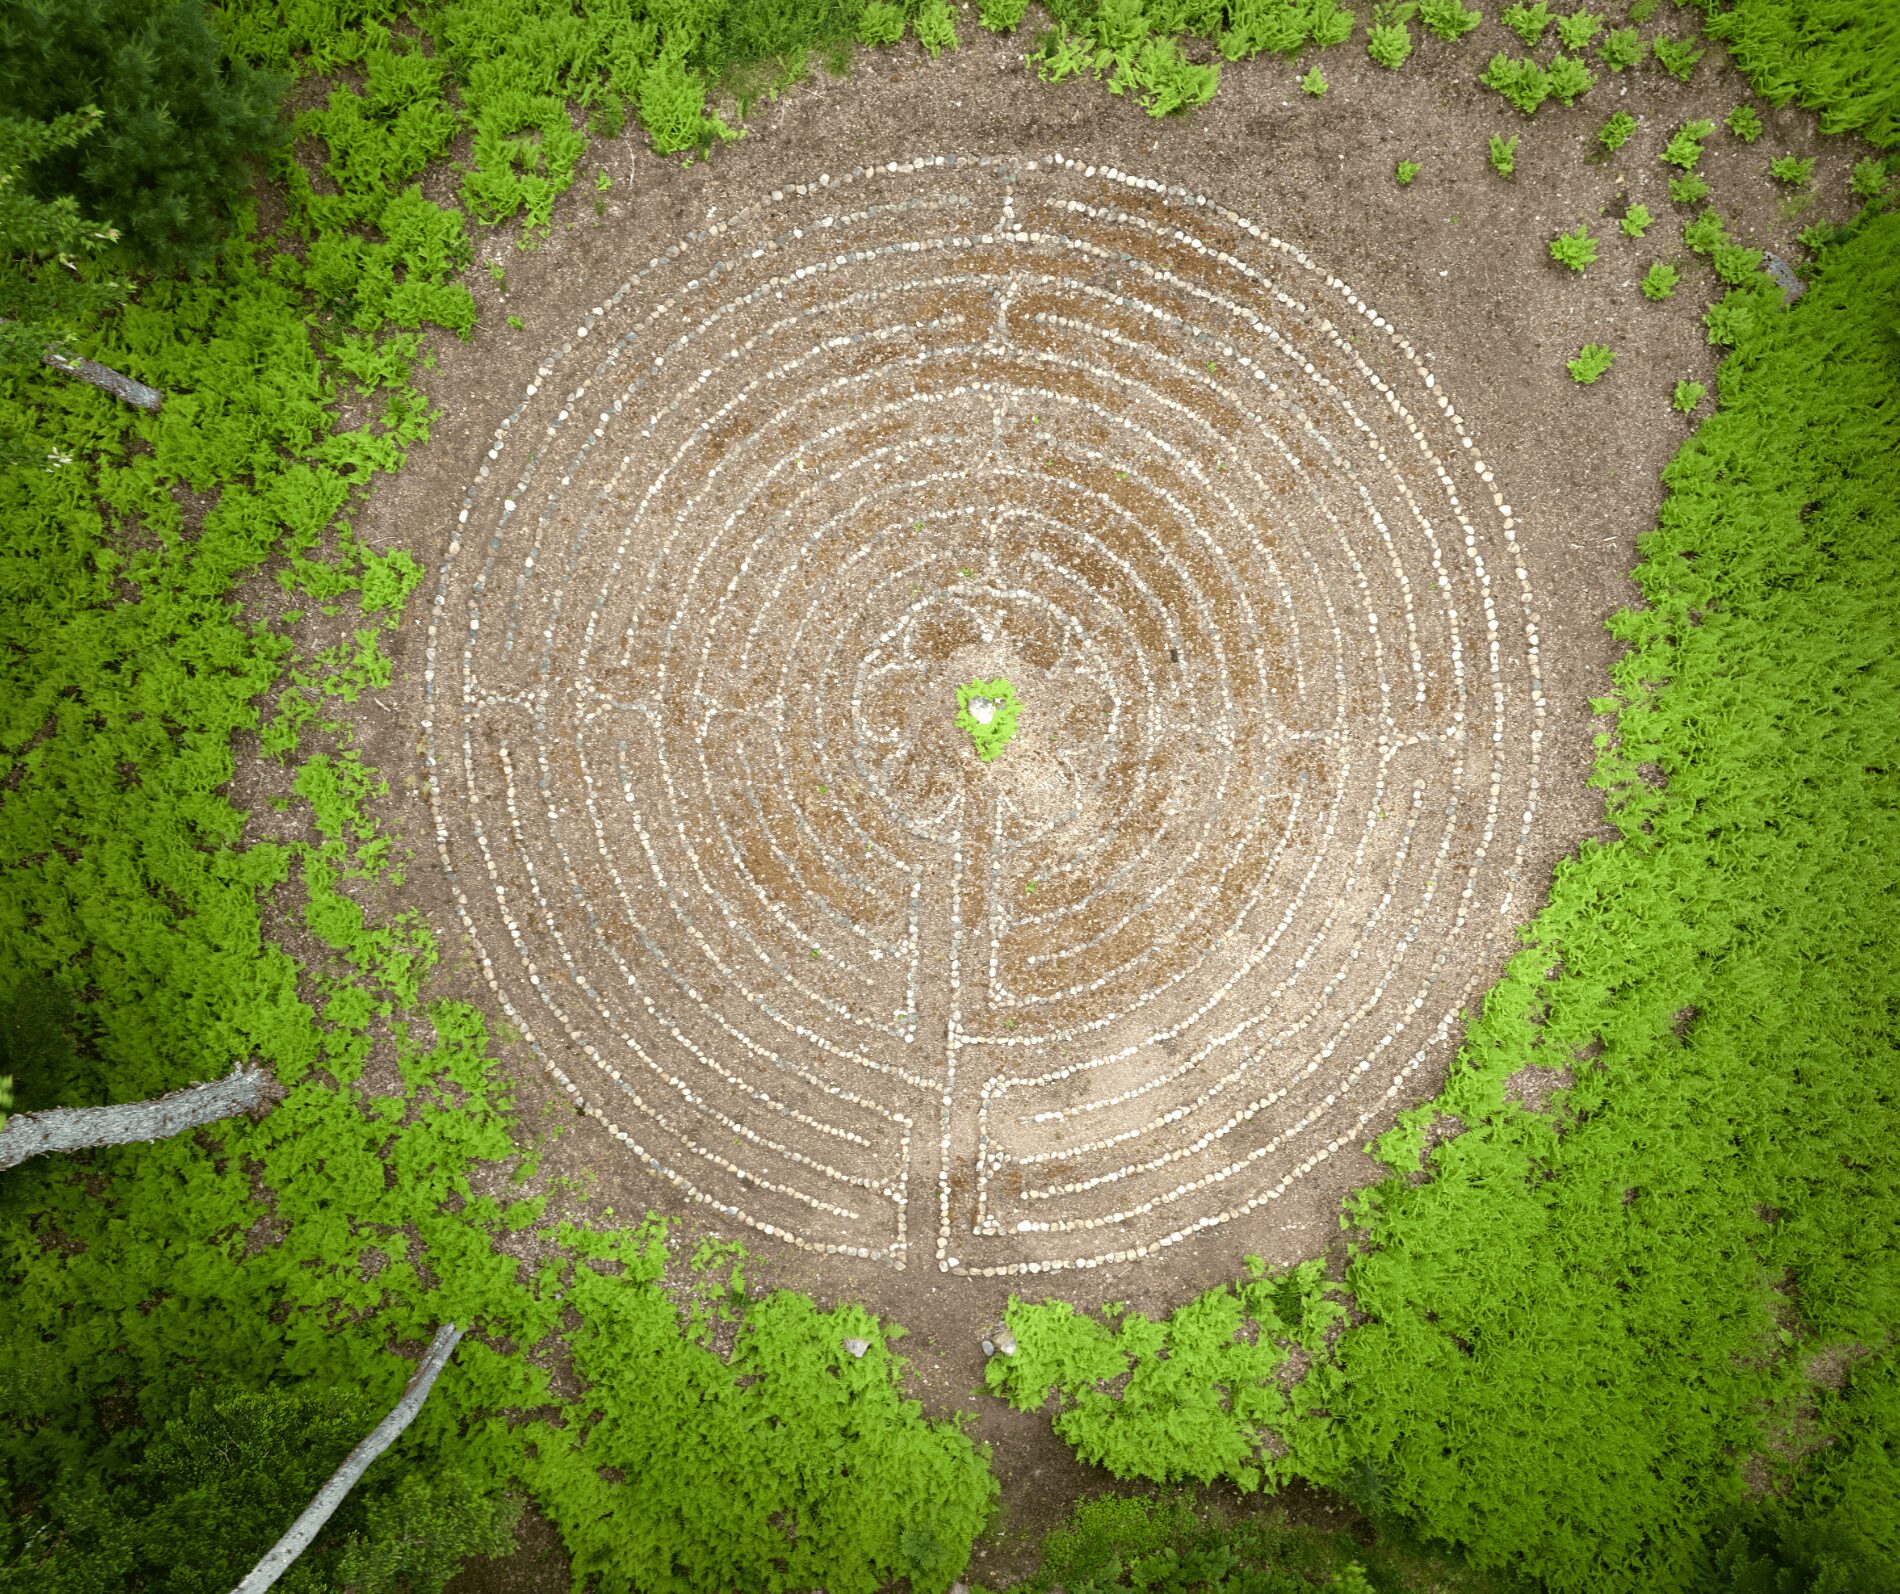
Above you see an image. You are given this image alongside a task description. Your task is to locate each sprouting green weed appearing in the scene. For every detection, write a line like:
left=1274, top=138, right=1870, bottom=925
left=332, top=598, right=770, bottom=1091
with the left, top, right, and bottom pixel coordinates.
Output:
left=1488, top=134, right=1520, bottom=179
left=1481, top=52, right=1550, bottom=115
left=1621, top=202, right=1653, bottom=237
left=1396, top=159, right=1423, bottom=186
left=1850, top=157, right=1892, bottom=201
left=1651, top=34, right=1704, bottom=81
left=1596, top=24, right=1643, bottom=70
left=1547, top=53, right=1597, bottom=105
left=1769, top=154, right=1816, bottom=187
left=1368, top=10, right=1415, bottom=69
left=1668, top=173, right=1712, bottom=206
left=1301, top=65, right=1329, bottom=95
left=1640, top=261, right=1679, bottom=299
left=1627, top=0, right=1660, bottom=18
left=1419, top=0, right=1482, bottom=40
left=956, top=677, right=1023, bottom=761
left=1670, top=377, right=1705, bottom=412
left=1684, top=208, right=1732, bottom=254
left=1554, top=9, right=1603, bottom=48
left=506, top=313, right=524, bottom=330
left=1725, top=104, right=1763, bottom=143
left=488, top=261, right=507, bottom=286
left=594, top=169, right=613, bottom=191
left=1567, top=342, right=1616, bottom=383
left=1500, top=0, right=1554, bottom=45
left=1549, top=223, right=1600, bottom=271
left=1597, top=110, right=1637, bottom=152
left=1661, top=119, right=1718, bottom=171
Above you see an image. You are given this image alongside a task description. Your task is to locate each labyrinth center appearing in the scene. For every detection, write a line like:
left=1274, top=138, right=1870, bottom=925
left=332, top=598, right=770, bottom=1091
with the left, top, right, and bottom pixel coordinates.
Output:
left=420, top=151, right=1548, bottom=1279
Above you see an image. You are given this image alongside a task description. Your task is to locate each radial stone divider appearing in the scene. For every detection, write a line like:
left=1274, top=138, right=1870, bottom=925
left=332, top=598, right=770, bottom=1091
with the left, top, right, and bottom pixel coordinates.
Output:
left=420, top=151, right=1548, bottom=1278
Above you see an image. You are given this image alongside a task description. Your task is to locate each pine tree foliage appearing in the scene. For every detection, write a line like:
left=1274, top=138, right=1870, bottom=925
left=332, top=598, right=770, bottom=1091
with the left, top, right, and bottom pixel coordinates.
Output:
left=0, top=0, right=292, bottom=280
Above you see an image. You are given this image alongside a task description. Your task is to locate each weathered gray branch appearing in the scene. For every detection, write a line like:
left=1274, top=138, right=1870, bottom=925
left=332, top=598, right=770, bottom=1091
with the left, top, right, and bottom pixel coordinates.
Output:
left=231, top=1323, right=468, bottom=1594
left=0, top=315, right=163, bottom=411
left=0, top=1062, right=269, bottom=1171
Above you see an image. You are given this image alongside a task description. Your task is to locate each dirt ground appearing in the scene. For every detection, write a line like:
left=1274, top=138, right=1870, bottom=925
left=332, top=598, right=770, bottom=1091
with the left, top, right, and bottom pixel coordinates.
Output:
left=214, top=9, right=1871, bottom=1589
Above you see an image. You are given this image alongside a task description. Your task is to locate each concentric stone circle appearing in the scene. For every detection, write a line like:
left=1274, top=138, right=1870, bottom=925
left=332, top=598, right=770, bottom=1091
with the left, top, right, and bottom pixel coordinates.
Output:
left=420, top=150, right=1548, bottom=1277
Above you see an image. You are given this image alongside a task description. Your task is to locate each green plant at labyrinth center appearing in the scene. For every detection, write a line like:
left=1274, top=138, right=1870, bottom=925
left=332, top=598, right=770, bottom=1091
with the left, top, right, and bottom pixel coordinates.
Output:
left=956, top=677, right=1023, bottom=761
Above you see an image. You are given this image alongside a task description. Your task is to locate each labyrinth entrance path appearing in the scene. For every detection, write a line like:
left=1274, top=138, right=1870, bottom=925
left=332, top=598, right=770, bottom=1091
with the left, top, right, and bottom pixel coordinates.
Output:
left=410, top=145, right=1556, bottom=1286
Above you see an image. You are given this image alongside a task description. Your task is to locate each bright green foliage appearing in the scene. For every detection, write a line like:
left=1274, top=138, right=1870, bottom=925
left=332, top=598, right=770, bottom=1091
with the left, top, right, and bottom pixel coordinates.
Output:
left=1699, top=0, right=1900, bottom=148
left=1025, top=9, right=1221, bottom=119
left=1849, top=155, right=1893, bottom=199
left=1597, top=108, right=1638, bottom=149
left=1640, top=259, right=1680, bottom=297
left=983, top=1492, right=1520, bottom=1594
left=985, top=1259, right=1350, bottom=1493
left=1217, top=0, right=1355, bottom=60
left=1651, top=33, right=1705, bottom=80
left=1553, top=8, right=1603, bottom=48
left=1668, top=172, right=1713, bottom=205
left=1621, top=201, right=1654, bottom=235
left=857, top=0, right=907, bottom=47
left=1396, top=158, right=1424, bottom=184
left=0, top=0, right=292, bottom=281
left=1627, top=0, right=1660, bottom=19
left=1661, top=118, right=1719, bottom=170
left=1481, top=52, right=1551, bottom=114
left=1368, top=19, right=1415, bottom=67
left=1595, top=23, right=1644, bottom=70
left=1769, top=153, right=1817, bottom=184
left=1548, top=222, right=1600, bottom=269
left=1725, top=103, right=1764, bottom=141
left=957, top=677, right=1024, bottom=761
left=1683, top=206, right=1734, bottom=254
left=1488, top=133, right=1520, bottom=177
left=978, top=0, right=1033, bottom=31
left=1710, top=240, right=1765, bottom=286
left=1301, top=64, right=1330, bottom=93
left=1500, top=0, right=1554, bottom=45
left=914, top=0, right=961, bottom=58
left=1670, top=377, right=1706, bottom=412
left=1419, top=0, right=1484, bottom=40
left=1546, top=52, right=1597, bottom=104
left=1566, top=340, right=1616, bottom=381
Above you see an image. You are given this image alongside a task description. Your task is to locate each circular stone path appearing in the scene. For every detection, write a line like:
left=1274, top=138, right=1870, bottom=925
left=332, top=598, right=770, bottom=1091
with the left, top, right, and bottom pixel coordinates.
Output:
left=418, top=151, right=1547, bottom=1281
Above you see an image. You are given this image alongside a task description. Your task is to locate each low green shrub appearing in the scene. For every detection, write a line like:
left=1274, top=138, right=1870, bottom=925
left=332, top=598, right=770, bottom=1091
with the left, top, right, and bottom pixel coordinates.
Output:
left=1546, top=52, right=1597, bottom=104
left=1670, top=377, right=1706, bottom=412
left=1548, top=222, right=1600, bottom=269
left=1641, top=260, right=1680, bottom=297
left=1419, top=0, right=1484, bottom=41
left=1566, top=340, right=1616, bottom=381
left=1396, top=158, right=1424, bottom=185
left=1725, top=103, right=1764, bottom=142
left=1596, top=24, right=1643, bottom=71
left=1500, top=0, right=1555, bottom=45
left=1622, top=201, right=1655, bottom=235
left=1597, top=109, right=1638, bottom=150
left=1769, top=153, right=1817, bottom=185
left=1661, top=117, right=1719, bottom=170
left=1481, top=52, right=1551, bottom=115
left=1554, top=9, right=1604, bottom=49
left=1651, top=33, right=1705, bottom=81
left=1488, top=132, right=1520, bottom=177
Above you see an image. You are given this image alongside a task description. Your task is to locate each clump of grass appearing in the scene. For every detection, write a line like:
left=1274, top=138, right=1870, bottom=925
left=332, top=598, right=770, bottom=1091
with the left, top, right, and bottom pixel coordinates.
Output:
left=1769, top=154, right=1817, bottom=186
left=1596, top=24, right=1643, bottom=71
left=1661, top=118, right=1718, bottom=171
left=1651, top=33, right=1704, bottom=81
left=1621, top=201, right=1654, bottom=237
left=1420, top=0, right=1483, bottom=40
left=1671, top=377, right=1705, bottom=412
left=1301, top=64, right=1329, bottom=94
left=1481, top=52, right=1550, bottom=115
left=1501, top=0, right=1555, bottom=45
left=1549, top=223, right=1600, bottom=271
left=1640, top=260, right=1680, bottom=299
left=1396, top=158, right=1423, bottom=186
left=1597, top=110, right=1637, bottom=151
left=1725, top=104, right=1763, bottom=143
left=1488, top=133, right=1520, bottom=178
left=1568, top=342, right=1616, bottom=382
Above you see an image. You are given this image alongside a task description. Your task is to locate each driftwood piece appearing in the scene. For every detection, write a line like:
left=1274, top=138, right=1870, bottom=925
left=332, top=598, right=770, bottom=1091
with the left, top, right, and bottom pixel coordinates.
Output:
left=231, top=1323, right=468, bottom=1594
left=0, top=1062, right=269, bottom=1171
left=0, top=315, right=163, bottom=411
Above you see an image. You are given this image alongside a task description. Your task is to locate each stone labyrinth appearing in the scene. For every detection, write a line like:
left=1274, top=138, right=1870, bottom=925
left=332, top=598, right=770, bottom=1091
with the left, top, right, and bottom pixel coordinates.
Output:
left=420, top=151, right=1549, bottom=1279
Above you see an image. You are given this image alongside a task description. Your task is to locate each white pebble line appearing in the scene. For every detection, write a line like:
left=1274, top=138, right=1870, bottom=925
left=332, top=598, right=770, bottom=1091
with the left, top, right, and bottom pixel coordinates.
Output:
left=416, top=151, right=1544, bottom=1276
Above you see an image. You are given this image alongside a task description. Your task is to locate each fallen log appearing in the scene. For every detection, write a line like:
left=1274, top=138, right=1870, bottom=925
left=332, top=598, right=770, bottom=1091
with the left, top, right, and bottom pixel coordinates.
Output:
left=0, top=314, right=163, bottom=411
left=0, top=1062, right=270, bottom=1171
